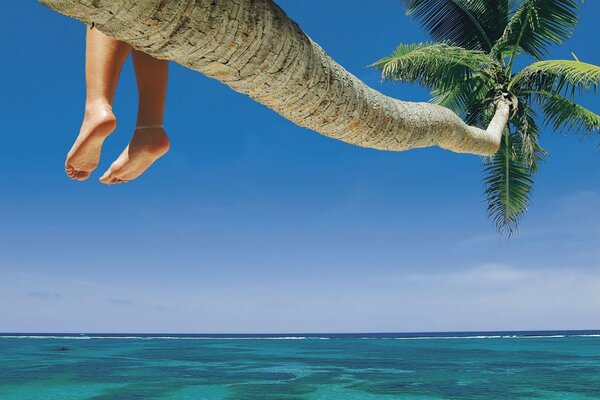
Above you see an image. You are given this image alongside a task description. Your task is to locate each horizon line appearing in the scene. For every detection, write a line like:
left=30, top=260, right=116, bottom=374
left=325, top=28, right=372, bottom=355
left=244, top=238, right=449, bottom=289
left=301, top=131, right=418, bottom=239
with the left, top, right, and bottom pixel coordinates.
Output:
left=2, top=329, right=600, bottom=336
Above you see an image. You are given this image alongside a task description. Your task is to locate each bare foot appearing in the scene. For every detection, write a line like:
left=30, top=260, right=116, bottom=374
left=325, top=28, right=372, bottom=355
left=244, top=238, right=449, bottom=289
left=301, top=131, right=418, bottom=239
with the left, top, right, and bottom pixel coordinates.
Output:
left=99, top=126, right=170, bottom=184
left=65, top=103, right=116, bottom=181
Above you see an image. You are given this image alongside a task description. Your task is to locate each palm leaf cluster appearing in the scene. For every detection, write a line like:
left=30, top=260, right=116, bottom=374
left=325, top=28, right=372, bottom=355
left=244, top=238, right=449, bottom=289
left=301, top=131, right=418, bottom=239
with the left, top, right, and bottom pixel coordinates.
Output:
left=374, top=0, right=599, bottom=237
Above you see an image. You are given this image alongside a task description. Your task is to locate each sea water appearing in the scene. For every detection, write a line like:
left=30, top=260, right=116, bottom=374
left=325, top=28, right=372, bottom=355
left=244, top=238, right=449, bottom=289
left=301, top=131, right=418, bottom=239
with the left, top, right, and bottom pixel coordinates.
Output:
left=1, top=331, right=600, bottom=399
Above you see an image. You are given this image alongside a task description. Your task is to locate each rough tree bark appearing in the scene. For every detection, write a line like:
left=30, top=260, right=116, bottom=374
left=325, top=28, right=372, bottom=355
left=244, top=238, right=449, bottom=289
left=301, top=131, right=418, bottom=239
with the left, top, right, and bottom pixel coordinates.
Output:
left=39, top=0, right=510, bottom=155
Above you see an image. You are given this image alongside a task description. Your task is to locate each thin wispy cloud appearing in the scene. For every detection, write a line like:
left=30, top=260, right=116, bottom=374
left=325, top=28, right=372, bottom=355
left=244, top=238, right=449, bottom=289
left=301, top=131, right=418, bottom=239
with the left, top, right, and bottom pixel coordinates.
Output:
left=109, top=299, right=133, bottom=306
left=28, top=291, right=61, bottom=300
left=2, top=261, right=599, bottom=333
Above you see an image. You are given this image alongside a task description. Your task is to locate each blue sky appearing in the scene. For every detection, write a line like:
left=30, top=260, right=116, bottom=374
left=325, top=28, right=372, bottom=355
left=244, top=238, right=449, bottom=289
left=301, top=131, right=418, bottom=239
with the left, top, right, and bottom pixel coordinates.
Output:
left=0, top=0, right=599, bottom=333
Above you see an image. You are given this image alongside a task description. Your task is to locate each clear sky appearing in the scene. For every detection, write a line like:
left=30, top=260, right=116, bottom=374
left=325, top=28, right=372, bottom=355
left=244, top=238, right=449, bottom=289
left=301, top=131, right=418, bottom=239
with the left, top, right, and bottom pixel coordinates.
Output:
left=1, top=0, right=599, bottom=333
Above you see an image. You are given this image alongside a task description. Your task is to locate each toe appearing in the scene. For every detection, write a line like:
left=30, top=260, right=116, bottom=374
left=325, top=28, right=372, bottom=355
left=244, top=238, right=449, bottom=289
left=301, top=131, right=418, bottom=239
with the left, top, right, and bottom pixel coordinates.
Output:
left=75, top=171, right=91, bottom=181
left=65, top=165, right=76, bottom=179
left=99, top=170, right=113, bottom=184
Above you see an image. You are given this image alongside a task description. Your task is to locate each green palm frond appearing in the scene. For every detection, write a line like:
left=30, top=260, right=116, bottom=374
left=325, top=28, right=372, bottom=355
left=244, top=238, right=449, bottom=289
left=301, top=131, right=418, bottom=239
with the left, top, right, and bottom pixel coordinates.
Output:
left=431, top=75, right=488, bottom=113
left=464, top=96, right=495, bottom=127
left=511, top=102, right=547, bottom=171
left=432, top=85, right=473, bottom=113
left=431, top=74, right=498, bottom=127
left=452, top=78, right=496, bottom=127
left=493, top=0, right=580, bottom=60
left=511, top=60, right=600, bottom=98
left=473, top=0, right=514, bottom=46
left=536, top=92, right=600, bottom=137
left=402, top=0, right=512, bottom=52
left=373, top=43, right=495, bottom=92
left=483, top=131, right=535, bottom=238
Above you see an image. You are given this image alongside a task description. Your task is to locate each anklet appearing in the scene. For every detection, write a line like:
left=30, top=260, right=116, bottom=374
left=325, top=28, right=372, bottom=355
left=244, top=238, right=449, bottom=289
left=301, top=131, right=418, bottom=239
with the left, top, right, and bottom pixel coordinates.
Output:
left=136, top=125, right=164, bottom=130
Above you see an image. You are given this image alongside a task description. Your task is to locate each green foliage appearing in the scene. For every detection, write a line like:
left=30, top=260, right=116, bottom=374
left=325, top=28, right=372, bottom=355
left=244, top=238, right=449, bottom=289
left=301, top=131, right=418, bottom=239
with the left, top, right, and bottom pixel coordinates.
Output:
left=402, top=0, right=512, bottom=52
left=431, top=75, right=490, bottom=116
left=512, top=60, right=600, bottom=97
left=511, top=101, right=547, bottom=171
left=538, top=92, right=600, bottom=137
left=435, top=81, right=495, bottom=127
left=483, top=132, right=534, bottom=237
left=372, top=43, right=495, bottom=92
left=376, top=0, right=598, bottom=237
left=492, top=0, right=580, bottom=60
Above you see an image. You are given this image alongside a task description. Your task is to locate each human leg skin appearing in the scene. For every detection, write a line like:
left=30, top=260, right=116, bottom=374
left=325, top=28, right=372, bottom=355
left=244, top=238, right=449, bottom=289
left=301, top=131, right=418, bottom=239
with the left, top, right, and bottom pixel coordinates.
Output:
left=100, top=49, right=170, bottom=184
left=65, top=27, right=130, bottom=181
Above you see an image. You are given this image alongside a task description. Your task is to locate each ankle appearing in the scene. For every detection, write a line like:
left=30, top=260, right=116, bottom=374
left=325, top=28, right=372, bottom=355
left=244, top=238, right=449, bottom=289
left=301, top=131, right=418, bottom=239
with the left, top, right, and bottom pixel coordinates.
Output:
left=136, top=118, right=163, bottom=128
left=134, top=127, right=170, bottom=155
left=84, top=100, right=113, bottom=119
left=136, top=124, right=164, bottom=130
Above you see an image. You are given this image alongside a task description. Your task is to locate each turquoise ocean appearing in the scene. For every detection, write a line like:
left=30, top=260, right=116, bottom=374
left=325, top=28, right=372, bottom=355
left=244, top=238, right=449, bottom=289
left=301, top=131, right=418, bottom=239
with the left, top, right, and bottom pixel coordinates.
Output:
left=1, top=331, right=600, bottom=399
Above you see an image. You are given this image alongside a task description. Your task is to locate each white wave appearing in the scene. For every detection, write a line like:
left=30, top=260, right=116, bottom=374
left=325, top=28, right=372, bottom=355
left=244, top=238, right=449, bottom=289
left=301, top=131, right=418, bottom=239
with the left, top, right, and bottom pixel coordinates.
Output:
left=0, top=335, right=330, bottom=340
left=0, top=335, right=92, bottom=340
left=393, top=336, right=504, bottom=340
left=140, top=336, right=330, bottom=340
left=392, top=334, right=579, bottom=340
left=517, top=335, right=566, bottom=339
left=0, top=334, right=598, bottom=340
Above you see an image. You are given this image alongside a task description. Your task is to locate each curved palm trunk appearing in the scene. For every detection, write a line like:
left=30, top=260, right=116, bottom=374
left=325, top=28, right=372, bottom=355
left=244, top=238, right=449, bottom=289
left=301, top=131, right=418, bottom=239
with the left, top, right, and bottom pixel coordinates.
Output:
left=40, top=0, right=509, bottom=155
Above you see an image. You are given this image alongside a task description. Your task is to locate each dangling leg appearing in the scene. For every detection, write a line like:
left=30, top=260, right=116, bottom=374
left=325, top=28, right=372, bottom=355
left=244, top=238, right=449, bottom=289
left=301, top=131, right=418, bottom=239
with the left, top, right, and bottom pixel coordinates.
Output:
left=100, top=50, right=170, bottom=184
left=66, top=27, right=130, bottom=181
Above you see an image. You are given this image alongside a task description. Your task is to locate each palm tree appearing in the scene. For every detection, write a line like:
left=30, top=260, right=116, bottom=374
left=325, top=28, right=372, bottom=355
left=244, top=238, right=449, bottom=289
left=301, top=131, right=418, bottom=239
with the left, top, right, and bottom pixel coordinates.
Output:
left=40, top=0, right=512, bottom=158
left=373, top=0, right=600, bottom=237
